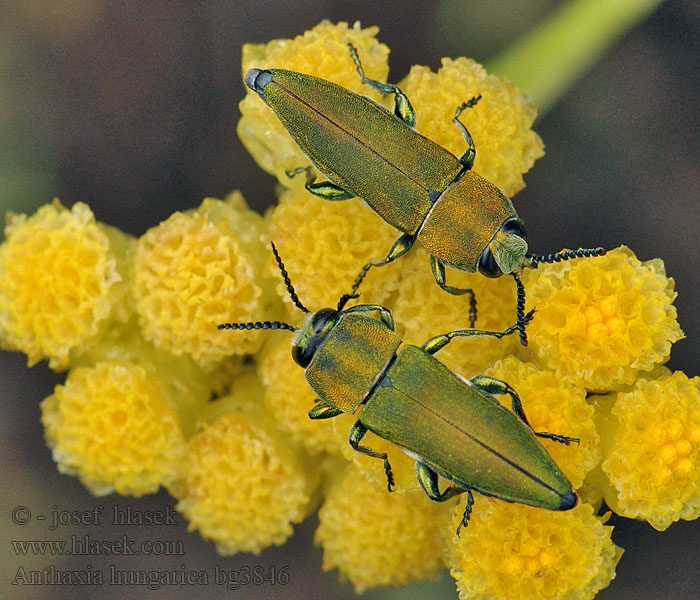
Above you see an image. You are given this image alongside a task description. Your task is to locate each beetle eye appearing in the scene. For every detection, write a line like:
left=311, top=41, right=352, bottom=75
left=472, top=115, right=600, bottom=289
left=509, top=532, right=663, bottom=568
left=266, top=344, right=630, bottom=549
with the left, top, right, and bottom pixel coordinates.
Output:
left=312, top=308, right=337, bottom=333
left=501, top=217, right=527, bottom=242
left=292, top=343, right=314, bottom=368
left=478, top=245, right=501, bottom=278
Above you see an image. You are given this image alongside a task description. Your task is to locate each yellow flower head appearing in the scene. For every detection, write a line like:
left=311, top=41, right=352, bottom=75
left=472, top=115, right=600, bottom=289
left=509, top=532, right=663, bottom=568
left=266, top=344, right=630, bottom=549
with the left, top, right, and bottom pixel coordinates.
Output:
left=41, top=360, right=185, bottom=496
left=315, top=464, right=448, bottom=593
left=69, top=322, right=211, bottom=439
left=598, top=370, right=700, bottom=530
left=267, top=184, right=402, bottom=311
left=446, top=499, right=622, bottom=600
left=174, top=371, right=316, bottom=555
left=132, top=194, right=268, bottom=370
left=238, top=21, right=389, bottom=185
left=399, top=58, right=544, bottom=197
left=523, top=246, right=684, bottom=390
left=485, top=356, right=600, bottom=489
left=0, top=200, right=133, bottom=369
left=390, top=247, right=520, bottom=379
left=258, top=334, right=339, bottom=454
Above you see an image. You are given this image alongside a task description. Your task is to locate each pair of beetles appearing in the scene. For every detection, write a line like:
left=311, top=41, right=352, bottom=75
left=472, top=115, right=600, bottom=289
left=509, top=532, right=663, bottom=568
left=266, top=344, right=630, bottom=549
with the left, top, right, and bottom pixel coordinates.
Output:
left=221, top=45, right=605, bottom=534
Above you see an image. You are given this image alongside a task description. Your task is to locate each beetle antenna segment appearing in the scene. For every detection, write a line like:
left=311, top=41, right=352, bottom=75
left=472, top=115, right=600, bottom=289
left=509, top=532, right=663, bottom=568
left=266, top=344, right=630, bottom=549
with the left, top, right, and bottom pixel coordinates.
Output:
left=512, top=271, right=528, bottom=347
left=270, top=241, right=310, bottom=314
left=337, top=292, right=360, bottom=311
left=217, top=321, right=297, bottom=332
left=526, top=247, right=606, bottom=268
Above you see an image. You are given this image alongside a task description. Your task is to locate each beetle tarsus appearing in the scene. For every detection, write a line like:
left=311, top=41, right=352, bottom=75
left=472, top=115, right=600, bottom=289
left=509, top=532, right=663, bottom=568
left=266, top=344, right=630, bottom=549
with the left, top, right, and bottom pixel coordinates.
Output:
left=456, top=490, right=474, bottom=536
left=535, top=432, right=580, bottom=446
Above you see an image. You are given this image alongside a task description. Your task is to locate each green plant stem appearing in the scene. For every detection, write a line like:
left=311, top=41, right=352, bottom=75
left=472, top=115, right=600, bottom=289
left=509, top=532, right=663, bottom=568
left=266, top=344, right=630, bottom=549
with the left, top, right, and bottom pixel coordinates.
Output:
left=486, top=0, right=664, bottom=113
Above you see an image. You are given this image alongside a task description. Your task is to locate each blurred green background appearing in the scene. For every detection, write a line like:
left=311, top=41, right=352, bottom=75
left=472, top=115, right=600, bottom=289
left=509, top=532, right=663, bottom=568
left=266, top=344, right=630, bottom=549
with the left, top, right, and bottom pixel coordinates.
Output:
left=1, top=1, right=698, bottom=598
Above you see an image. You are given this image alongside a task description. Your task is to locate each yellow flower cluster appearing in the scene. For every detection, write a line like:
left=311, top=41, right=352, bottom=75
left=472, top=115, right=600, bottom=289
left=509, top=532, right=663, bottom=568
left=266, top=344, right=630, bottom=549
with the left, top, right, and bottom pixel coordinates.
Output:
left=0, top=200, right=132, bottom=369
left=315, top=464, right=447, bottom=593
left=400, top=58, right=544, bottom=197
left=267, top=185, right=401, bottom=312
left=1, top=20, right=693, bottom=599
left=173, top=371, right=317, bottom=554
left=522, top=246, right=684, bottom=390
left=446, top=499, right=622, bottom=600
left=41, top=359, right=186, bottom=496
left=595, top=371, right=700, bottom=530
left=132, top=193, right=269, bottom=370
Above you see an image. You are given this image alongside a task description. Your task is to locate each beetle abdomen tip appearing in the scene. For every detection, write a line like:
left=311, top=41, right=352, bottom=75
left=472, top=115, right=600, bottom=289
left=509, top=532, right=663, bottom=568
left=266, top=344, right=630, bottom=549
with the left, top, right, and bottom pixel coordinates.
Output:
left=244, top=68, right=272, bottom=97
left=558, top=491, right=577, bottom=511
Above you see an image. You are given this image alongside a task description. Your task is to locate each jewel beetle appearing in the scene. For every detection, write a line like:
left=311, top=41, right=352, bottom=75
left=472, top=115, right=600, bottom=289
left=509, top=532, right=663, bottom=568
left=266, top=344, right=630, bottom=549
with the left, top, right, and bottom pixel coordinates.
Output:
left=244, top=44, right=605, bottom=345
left=219, top=243, right=579, bottom=534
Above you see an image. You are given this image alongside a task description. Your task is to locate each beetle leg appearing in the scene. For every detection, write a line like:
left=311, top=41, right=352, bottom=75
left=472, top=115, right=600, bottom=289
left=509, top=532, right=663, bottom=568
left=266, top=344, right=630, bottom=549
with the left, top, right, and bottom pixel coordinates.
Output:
left=343, top=304, right=395, bottom=331
left=430, top=256, right=477, bottom=325
left=453, top=96, right=481, bottom=170
left=348, top=43, right=416, bottom=127
left=469, top=375, right=581, bottom=445
left=350, top=233, right=415, bottom=295
left=286, top=166, right=354, bottom=200
left=349, top=421, right=395, bottom=491
left=415, top=462, right=464, bottom=502
left=421, top=309, right=535, bottom=354
left=415, top=463, right=474, bottom=535
left=308, top=400, right=343, bottom=420
left=421, top=326, right=515, bottom=355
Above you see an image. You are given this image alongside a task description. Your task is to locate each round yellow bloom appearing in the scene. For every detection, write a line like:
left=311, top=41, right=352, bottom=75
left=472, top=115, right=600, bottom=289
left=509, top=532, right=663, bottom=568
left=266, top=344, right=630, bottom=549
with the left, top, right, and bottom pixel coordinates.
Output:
left=132, top=195, right=267, bottom=370
left=400, top=58, right=544, bottom=197
left=389, top=247, right=520, bottom=379
left=485, top=356, right=600, bottom=488
left=598, top=370, right=700, bottom=530
left=315, top=465, right=448, bottom=593
left=41, top=360, right=185, bottom=496
left=258, top=334, right=339, bottom=454
left=174, top=372, right=315, bottom=555
left=68, top=322, right=211, bottom=439
left=238, top=20, right=389, bottom=186
left=446, top=499, right=622, bottom=600
left=267, top=185, right=402, bottom=311
left=523, top=246, right=683, bottom=390
left=0, top=200, right=133, bottom=369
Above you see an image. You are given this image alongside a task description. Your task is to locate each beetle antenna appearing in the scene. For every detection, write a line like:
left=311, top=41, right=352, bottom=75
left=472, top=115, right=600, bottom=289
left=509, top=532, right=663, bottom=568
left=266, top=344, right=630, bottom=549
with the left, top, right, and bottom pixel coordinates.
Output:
left=270, top=241, right=309, bottom=314
left=218, top=320, right=297, bottom=332
left=526, top=247, right=606, bottom=268
left=512, top=271, right=528, bottom=347
left=337, top=292, right=360, bottom=311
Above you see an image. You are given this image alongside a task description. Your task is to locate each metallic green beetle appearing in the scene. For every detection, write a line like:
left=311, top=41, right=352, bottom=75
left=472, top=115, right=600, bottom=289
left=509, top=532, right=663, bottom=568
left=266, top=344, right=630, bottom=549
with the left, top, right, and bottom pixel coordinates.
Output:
left=244, top=44, right=605, bottom=344
left=219, top=244, right=579, bottom=534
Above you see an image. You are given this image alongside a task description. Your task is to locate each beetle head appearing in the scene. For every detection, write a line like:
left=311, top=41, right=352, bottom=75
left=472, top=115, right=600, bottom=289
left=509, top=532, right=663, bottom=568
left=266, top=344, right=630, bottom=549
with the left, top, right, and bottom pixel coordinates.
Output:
left=477, top=218, right=528, bottom=277
left=218, top=242, right=360, bottom=365
left=291, top=308, right=340, bottom=367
